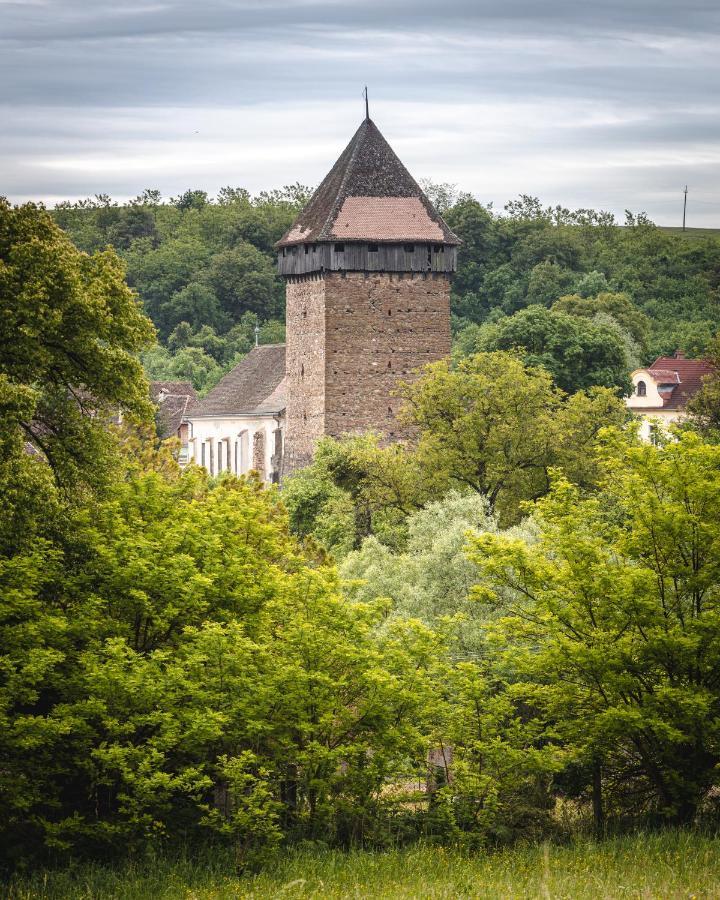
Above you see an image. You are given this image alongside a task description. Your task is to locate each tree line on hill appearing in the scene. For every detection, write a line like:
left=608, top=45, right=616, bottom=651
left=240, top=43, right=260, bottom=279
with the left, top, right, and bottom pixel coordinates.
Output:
left=1, top=199, right=720, bottom=875
left=52, top=184, right=719, bottom=395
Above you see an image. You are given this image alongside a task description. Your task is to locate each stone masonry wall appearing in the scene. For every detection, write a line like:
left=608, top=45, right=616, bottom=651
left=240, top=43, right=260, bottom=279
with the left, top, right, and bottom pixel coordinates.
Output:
left=284, top=275, right=326, bottom=465
left=284, top=271, right=451, bottom=465
left=323, top=272, right=451, bottom=440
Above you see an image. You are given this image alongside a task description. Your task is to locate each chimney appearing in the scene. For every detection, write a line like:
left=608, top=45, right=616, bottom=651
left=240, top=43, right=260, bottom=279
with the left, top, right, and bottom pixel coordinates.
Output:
left=674, top=349, right=685, bottom=359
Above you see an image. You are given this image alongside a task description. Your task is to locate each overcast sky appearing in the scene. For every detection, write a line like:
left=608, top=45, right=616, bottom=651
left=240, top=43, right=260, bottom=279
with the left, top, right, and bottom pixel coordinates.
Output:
left=2, top=0, right=719, bottom=225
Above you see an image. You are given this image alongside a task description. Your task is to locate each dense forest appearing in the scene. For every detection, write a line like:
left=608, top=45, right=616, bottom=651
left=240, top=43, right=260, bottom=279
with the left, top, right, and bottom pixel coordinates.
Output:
left=52, top=186, right=720, bottom=393
left=2, top=192, right=720, bottom=885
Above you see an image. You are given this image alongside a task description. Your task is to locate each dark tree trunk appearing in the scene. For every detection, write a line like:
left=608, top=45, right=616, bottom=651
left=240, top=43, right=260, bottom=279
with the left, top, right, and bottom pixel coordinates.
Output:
left=592, top=758, right=605, bottom=836
left=353, top=499, right=372, bottom=549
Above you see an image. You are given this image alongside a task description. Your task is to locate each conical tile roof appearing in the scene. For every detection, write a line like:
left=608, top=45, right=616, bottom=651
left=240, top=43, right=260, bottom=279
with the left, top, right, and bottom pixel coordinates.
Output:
left=276, top=118, right=460, bottom=247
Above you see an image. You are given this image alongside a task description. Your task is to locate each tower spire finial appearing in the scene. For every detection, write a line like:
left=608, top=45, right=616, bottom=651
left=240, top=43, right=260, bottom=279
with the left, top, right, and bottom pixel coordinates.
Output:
left=363, top=86, right=369, bottom=121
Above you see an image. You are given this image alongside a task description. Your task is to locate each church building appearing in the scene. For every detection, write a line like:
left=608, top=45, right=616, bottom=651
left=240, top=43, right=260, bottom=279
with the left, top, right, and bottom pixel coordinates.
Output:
left=185, top=113, right=459, bottom=478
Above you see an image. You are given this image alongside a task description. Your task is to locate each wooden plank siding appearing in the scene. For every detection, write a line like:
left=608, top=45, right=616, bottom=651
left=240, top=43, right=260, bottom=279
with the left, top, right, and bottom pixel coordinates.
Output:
left=277, top=242, right=457, bottom=277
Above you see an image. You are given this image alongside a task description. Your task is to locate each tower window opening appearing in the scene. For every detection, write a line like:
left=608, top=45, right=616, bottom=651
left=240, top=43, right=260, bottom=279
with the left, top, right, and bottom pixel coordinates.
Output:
left=301, top=363, right=305, bottom=380
left=404, top=244, right=415, bottom=253
left=368, top=243, right=378, bottom=252
left=388, top=406, right=393, bottom=416
left=302, top=308, right=307, bottom=319
left=303, top=410, right=307, bottom=422
left=334, top=243, right=345, bottom=252
left=388, top=309, right=392, bottom=316
left=637, top=380, right=647, bottom=397
left=387, top=360, right=392, bottom=369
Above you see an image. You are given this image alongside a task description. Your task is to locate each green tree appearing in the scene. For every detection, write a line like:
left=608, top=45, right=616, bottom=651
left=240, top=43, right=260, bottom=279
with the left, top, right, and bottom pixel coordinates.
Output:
left=398, top=352, right=628, bottom=524
left=283, top=434, right=431, bottom=553
left=0, top=199, right=155, bottom=491
left=553, top=291, right=650, bottom=350
left=142, top=345, right=223, bottom=392
left=470, top=433, right=720, bottom=826
left=475, top=306, right=631, bottom=394
left=688, top=336, right=720, bottom=438
left=203, top=242, right=283, bottom=321
left=0, top=463, right=444, bottom=865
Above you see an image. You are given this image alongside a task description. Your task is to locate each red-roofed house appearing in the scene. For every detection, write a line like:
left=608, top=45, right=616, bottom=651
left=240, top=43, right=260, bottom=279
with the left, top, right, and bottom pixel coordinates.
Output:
left=626, top=350, right=714, bottom=440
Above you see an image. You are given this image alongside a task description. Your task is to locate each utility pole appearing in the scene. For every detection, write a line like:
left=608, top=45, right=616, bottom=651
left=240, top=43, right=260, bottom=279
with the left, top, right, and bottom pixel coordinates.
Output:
left=683, top=185, right=688, bottom=231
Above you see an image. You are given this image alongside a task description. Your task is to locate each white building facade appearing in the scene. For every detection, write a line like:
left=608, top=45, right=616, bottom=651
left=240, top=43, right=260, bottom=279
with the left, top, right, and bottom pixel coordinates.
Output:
left=184, top=344, right=286, bottom=482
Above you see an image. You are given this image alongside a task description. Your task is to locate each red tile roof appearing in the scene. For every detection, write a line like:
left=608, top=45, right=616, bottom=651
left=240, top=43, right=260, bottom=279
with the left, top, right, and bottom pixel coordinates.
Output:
left=332, top=197, right=444, bottom=241
left=276, top=117, right=460, bottom=248
left=642, top=354, right=714, bottom=409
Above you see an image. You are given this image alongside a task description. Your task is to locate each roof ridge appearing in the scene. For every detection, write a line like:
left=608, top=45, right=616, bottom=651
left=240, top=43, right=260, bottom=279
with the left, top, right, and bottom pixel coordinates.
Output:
left=322, top=119, right=369, bottom=241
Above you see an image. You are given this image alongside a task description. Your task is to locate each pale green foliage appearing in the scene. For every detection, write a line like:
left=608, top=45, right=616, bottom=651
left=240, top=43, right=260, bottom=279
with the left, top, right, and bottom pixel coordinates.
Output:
left=342, top=492, right=534, bottom=656
left=398, top=351, right=630, bottom=525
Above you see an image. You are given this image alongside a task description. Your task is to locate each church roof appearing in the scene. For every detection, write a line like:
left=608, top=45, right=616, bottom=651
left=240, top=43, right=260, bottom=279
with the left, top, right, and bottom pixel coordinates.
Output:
left=276, top=117, right=461, bottom=248
left=191, top=344, right=286, bottom=417
left=150, top=381, right=199, bottom=439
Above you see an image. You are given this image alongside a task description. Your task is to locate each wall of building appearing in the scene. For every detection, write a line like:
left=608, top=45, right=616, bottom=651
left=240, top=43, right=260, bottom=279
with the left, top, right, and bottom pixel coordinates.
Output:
left=284, top=270, right=451, bottom=464
left=324, top=271, right=451, bottom=439
left=634, top=409, right=683, bottom=443
left=627, top=370, right=670, bottom=409
left=278, top=241, right=457, bottom=277
left=626, top=371, right=685, bottom=442
left=284, top=275, right=327, bottom=466
left=186, top=415, right=283, bottom=481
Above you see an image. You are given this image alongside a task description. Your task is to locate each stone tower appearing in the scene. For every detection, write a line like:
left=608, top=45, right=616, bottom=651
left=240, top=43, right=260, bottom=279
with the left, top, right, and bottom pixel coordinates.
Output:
left=276, top=115, right=460, bottom=469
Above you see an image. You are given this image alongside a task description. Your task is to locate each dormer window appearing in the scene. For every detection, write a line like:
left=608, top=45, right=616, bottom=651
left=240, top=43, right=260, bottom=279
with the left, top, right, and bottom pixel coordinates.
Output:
left=637, top=380, right=647, bottom=397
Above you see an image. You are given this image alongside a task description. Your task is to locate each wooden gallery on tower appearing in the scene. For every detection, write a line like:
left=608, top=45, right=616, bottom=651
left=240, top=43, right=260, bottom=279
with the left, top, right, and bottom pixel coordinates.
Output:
left=183, top=114, right=460, bottom=479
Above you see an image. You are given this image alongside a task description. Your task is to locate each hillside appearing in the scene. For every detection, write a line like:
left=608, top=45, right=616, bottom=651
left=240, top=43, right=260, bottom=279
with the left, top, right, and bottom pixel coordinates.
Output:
left=52, top=192, right=720, bottom=392
left=659, top=226, right=720, bottom=240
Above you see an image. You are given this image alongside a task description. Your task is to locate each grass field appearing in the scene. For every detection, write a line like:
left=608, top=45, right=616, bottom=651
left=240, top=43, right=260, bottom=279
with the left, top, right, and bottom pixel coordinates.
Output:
left=659, top=226, right=720, bottom=240
left=6, top=830, right=720, bottom=900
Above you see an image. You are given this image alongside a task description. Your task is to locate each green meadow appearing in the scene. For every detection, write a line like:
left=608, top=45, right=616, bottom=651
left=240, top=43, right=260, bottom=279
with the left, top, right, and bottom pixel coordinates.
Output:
left=7, top=831, right=720, bottom=899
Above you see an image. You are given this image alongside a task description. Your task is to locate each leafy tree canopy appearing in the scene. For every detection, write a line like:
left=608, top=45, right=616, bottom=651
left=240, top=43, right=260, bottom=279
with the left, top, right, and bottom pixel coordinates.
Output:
left=473, top=305, right=632, bottom=394
left=470, top=433, right=720, bottom=825
left=0, top=199, right=155, bottom=491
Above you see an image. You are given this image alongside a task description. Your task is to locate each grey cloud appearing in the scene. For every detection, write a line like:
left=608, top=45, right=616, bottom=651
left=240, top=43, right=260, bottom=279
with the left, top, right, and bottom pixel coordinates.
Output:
left=1, top=0, right=719, bottom=224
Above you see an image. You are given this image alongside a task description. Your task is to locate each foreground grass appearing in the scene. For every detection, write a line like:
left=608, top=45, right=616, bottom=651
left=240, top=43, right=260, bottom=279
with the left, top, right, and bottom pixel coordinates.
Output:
left=7, top=830, right=720, bottom=899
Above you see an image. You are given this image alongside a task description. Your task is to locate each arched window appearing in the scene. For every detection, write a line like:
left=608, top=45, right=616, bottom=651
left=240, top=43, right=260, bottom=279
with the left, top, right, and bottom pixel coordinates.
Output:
left=636, top=380, right=647, bottom=397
